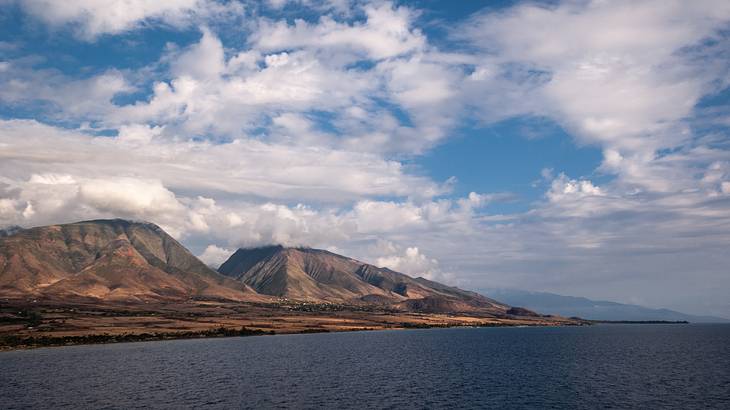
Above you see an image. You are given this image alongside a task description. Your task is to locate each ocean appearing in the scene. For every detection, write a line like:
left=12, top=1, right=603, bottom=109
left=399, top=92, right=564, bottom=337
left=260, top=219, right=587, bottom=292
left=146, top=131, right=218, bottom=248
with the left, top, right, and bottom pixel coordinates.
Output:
left=2, top=324, right=729, bottom=409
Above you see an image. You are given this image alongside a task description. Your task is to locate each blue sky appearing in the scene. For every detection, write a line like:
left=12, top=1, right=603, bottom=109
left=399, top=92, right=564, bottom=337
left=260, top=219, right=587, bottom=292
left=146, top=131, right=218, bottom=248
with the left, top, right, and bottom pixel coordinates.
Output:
left=1, top=0, right=729, bottom=317
left=416, top=116, right=605, bottom=211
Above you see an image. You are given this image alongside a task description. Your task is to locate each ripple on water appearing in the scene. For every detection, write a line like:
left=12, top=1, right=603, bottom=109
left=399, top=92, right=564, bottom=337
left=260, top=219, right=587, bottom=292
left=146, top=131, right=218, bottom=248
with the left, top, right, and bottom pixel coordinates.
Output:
left=1, top=325, right=729, bottom=409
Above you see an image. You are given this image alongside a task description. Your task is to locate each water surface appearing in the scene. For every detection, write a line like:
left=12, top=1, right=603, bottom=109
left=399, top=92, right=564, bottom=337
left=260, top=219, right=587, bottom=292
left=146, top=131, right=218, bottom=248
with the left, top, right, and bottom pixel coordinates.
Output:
left=2, top=324, right=729, bottom=409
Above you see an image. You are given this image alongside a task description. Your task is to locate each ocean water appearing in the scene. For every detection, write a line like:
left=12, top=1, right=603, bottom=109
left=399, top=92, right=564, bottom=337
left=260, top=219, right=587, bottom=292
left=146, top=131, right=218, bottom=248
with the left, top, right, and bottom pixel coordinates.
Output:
left=1, top=324, right=729, bottom=409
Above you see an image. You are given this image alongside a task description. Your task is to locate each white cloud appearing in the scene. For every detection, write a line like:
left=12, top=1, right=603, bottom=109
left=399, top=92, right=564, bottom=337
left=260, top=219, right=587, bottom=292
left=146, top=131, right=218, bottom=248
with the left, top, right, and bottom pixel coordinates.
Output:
left=351, top=201, right=423, bottom=233
left=0, top=199, right=19, bottom=220
left=548, top=174, right=603, bottom=201
left=463, top=0, right=730, bottom=154
left=171, top=27, right=226, bottom=80
left=198, top=244, right=235, bottom=267
left=375, top=244, right=446, bottom=281
left=0, top=62, right=131, bottom=122
left=78, top=178, right=184, bottom=217
left=0, top=119, right=444, bottom=203
left=109, top=43, right=380, bottom=143
left=18, top=0, right=245, bottom=39
left=251, top=3, right=425, bottom=60
left=4, top=3, right=472, bottom=155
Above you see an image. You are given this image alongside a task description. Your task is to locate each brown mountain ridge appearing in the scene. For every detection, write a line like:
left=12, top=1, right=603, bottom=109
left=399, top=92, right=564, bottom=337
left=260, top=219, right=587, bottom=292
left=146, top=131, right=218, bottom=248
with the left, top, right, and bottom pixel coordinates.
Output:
left=218, top=245, right=511, bottom=315
left=0, top=219, right=262, bottom=303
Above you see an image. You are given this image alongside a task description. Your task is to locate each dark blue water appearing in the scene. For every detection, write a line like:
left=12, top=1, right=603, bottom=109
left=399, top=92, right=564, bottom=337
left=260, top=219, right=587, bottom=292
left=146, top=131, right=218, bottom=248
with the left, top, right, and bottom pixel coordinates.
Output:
left=1, top=325, right=729, bottom=409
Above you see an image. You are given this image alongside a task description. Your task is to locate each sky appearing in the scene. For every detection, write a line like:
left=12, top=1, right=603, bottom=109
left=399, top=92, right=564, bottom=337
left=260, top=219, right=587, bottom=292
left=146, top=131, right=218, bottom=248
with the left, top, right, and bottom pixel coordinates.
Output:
left=1, top=0, right=729, bottom=318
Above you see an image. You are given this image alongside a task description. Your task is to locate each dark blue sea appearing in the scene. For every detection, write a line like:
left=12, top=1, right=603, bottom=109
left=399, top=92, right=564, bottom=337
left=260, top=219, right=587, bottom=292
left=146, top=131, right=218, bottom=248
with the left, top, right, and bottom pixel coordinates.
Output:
left=2, top=324, right=729, bottom=409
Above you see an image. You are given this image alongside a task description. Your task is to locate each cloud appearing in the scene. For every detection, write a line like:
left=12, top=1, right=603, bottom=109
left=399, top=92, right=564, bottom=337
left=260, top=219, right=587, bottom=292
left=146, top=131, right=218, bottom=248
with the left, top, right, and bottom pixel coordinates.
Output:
left=0, top=119, right=488, bottom=250
left=77, top=178, right=184, bottom=217
left=0, top=119, right=444, bottom=203
left=351, top=201, right=424, bottom=233
left=252, top=3, right=425, bottom=60
left=198, top=244, right=235, bottom=267
left=171, top=27, right=226, bottom=80
left=5, top=3, right=472, bottom=155
left=462, top=0, right=730, bottom=154
left=17, top=0, right=245, bottom=39
left=0, top=61, right=131, bottom=123
left=1, top=172, right=192, bottom=236
left=374, top=243, right=446, bottom=281
left=108, top=36, right=382, bottom=144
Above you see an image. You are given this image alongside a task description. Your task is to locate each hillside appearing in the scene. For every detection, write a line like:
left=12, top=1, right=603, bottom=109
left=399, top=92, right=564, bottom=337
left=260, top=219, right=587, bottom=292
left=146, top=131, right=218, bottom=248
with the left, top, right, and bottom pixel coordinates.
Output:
left=0, top=219, right=262, bottom=302
left=219, top=246, right=510, bottom=315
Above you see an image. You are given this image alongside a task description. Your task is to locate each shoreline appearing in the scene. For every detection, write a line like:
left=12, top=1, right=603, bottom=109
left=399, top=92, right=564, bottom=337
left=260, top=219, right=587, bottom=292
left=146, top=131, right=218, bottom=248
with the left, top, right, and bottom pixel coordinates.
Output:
left=7, top=316, right=713, bottom=352
left=0, top=299, right=587, bottom=351
left=0, top=320, right=587, bottom=352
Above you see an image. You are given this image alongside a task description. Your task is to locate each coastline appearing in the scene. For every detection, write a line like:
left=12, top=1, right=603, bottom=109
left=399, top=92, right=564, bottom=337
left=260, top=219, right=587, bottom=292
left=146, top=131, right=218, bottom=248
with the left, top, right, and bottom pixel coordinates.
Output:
left=0, top=320, right=587, bottom=352
left=0, top=299, right=587, bottom=351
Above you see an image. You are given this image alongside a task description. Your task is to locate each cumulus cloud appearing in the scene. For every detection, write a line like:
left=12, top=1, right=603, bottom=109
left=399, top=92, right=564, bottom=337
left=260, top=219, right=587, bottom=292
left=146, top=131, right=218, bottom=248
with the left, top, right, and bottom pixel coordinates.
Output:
left=0, top=62, right=131, bottom=123
left=78, top=178, right=184, bottom=217
left=3, top=2, right=471, bottom=155
left=0, top=172, right=191, bottom=237
left=198, top=244, right=235, bottom=268
left=0, top=119, right=444, bottom=203
left=17, top=0, right=244, bottom=39
left=375, top=243, right=446, bottom=281
left=251, top=3, right=425, bottom=60
left=462, top=0, right=730, bottom=153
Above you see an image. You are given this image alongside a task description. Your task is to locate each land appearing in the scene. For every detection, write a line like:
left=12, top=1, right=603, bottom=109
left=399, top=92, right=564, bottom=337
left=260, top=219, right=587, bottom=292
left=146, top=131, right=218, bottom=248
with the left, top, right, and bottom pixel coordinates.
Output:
left=0, top=298, right=584, bottom=350
left=0, top=219, right=587, bottom=351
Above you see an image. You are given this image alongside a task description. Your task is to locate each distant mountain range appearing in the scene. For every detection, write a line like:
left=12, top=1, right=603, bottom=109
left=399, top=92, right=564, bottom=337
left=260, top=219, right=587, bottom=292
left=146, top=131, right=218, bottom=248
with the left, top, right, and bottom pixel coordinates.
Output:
left=480, top=288, right=729, bottom=323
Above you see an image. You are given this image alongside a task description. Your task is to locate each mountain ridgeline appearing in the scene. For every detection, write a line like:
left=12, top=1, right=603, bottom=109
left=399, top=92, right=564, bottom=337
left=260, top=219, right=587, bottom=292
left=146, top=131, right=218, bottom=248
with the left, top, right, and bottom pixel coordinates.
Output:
left=481, top=288, right=730, bottom=323
left=0, top=219, right=516, bottom=316
left=218, top=246, right=510, bottom=314
left=0, top=219, right=261, bottom=303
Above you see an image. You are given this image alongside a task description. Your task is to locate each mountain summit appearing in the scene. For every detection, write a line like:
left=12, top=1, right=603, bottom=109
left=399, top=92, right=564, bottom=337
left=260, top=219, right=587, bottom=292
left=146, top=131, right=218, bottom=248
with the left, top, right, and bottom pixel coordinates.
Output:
left=218, top=246, right=510, bottom=314
left=0, top=219, right=261, bottom=302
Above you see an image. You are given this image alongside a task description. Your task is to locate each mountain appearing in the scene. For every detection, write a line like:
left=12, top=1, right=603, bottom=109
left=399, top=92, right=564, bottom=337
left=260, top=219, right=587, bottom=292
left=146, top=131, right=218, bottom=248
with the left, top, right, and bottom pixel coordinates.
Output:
left=218, top=246, right=510, bottom=314
left=480, top=288, right=729, bottom=323
left=0, top=219, right=263, bottom=302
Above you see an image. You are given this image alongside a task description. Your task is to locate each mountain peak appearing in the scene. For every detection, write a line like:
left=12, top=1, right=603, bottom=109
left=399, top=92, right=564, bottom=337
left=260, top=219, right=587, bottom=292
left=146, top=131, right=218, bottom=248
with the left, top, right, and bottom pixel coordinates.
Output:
left=66, top=218, right=161, bottom=230
left=0, top=219, right=262, bottom=302
left=218, top=245, right=508, bottom=314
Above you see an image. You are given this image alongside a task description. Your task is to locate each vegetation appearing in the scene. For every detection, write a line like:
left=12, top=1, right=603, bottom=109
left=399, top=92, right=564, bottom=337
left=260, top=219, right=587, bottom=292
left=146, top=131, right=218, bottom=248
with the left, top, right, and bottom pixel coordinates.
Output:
left=0, top=326, right=273, bottom=349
